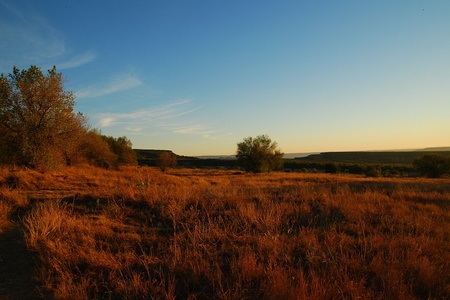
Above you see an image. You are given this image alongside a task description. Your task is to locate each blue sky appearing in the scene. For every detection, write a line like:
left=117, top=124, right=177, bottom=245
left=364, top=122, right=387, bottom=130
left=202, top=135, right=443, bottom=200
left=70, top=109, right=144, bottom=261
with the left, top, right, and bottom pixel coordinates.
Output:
left=1, top=1, right=449, bottom=155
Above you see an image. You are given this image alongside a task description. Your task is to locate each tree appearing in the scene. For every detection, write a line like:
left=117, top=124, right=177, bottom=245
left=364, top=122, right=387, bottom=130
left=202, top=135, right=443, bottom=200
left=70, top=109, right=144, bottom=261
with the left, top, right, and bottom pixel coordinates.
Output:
left=413, top=154, right=450, bottom=178
left=236, top=134, right=284, bottom=172
left=103, top=135, right=137, bottom=166
left=157, top=151, right=177, bottom=172
left=0, top=66, right=84, bottom=168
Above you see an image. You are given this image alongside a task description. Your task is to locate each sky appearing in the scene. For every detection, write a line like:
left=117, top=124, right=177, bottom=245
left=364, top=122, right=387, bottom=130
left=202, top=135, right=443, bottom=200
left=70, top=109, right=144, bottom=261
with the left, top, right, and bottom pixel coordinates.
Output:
left=1, top=0, right=449, bottom=156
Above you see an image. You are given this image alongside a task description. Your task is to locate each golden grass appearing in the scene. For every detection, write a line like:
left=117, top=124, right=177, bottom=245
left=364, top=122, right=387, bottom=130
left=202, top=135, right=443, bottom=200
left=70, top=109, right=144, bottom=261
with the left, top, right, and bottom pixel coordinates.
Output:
left=0, top=181, right=29, bottom=233
left=1, top=166, right=449, bottom=299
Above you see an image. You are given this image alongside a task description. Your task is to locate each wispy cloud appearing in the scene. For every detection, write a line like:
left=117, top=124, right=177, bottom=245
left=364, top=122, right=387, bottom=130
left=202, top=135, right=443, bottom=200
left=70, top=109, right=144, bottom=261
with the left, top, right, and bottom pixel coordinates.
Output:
left=92, top=99, right=226, bottom=137
left=93, top=99, right=232, bottom=140
left=92, top=98, right=233, bottom=142
left=94, top=99, right=197, bottom=126
left=56, top=51, right=97, bottom=70
left=0, top=2, right=94, bottom=70
left=170, top=122, right=233, bottom=140
left=124, top=127, right=143, bottom=133
left=170, top=122, right=220, bottom=138
left=76, top=73, right=142, bottom=99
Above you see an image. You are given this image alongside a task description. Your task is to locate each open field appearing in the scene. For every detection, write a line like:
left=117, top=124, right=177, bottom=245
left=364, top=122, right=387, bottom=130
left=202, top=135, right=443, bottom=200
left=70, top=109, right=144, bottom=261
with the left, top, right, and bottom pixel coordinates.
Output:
left=0, top=166, right=449, bottom=299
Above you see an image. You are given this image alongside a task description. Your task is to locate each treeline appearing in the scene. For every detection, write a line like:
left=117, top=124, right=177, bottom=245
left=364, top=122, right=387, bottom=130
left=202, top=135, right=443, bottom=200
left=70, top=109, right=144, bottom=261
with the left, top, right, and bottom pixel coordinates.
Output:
left=284, top=160, right=415, bottom=177
left=136, top=154, right=414, bottom=177
left=73, top=130, right=137, bottom=169
left=285, top=151, right=450, bottom=178
left=0, top=66, right=136, bottom=169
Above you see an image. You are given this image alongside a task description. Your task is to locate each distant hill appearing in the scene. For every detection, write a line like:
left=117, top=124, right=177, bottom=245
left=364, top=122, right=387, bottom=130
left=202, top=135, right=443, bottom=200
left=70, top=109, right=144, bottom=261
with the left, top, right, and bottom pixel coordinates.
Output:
left=295, top=150, right=450, bottom=164
left=284, top=152, right=320, bottom=159
left=420, top=147, right=450, bottom=151
left=134, top=149, right=197, bottom=166
left=135, top=149, right=197, bottom=159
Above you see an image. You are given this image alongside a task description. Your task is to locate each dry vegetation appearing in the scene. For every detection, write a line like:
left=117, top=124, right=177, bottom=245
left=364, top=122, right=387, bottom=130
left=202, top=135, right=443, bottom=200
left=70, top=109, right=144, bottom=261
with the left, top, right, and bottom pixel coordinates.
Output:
left=0, top=166, right=449, bottom=299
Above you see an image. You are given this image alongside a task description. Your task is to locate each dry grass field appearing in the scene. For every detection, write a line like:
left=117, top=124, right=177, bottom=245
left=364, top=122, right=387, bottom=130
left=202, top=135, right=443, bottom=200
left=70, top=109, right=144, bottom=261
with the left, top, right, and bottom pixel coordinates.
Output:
left=0, top=166, right=449, bottom=299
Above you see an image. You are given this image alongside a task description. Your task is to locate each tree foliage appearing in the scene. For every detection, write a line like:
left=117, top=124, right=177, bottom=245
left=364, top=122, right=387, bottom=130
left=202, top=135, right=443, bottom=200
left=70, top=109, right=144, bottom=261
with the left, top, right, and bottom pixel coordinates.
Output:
left=413, top=154, right=450, bottom=178
left=0, top=66, right=84, bottom=168
left=102, top=135, right=137, bottom=166
left=0, top=66, right=137, bottom=169
left=236, top=134, right=284, bottom=172
left=76, top=129, right=117, bottom=168
left=75, top=131, right=137, bottom=169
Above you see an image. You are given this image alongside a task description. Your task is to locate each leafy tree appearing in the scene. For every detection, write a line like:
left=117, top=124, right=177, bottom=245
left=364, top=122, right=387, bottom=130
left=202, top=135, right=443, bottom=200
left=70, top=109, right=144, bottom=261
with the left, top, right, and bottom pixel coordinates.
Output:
left=103, top=135, right=137, bottom=166
left=236, top=134, right=284, bottom=172
left=0, top=66, right=84, bottom=168
left=157, top=151, right=177, bottom=172
left=413, top=154, right=450, bottom=178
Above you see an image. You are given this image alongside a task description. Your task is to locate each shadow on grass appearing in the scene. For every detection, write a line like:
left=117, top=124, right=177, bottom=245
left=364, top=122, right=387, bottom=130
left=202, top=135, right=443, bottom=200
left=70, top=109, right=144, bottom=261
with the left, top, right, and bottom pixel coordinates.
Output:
left=0, top=222, right=49, bottom=300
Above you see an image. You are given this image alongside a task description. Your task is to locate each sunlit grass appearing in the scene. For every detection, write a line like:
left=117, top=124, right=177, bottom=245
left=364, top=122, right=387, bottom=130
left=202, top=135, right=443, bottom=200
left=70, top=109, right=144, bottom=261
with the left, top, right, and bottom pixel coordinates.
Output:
left=1, top=166, right=448, bottom=299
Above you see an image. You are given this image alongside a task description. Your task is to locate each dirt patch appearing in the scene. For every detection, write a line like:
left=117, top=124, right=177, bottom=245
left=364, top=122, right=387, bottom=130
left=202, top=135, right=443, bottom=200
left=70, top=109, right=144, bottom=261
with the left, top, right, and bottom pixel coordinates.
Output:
left=0, top=223, right=46, bottom=299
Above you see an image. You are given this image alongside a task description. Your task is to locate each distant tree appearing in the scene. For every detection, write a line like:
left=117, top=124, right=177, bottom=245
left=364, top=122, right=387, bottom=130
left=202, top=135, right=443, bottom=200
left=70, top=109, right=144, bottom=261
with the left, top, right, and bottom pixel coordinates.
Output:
left=158, top=151, right=177, bottom=172
left=413, top=154, right=450, bottom=178
left=236, top=134, right=284, bottom=173
left=0, top=66, right=85, bottom=169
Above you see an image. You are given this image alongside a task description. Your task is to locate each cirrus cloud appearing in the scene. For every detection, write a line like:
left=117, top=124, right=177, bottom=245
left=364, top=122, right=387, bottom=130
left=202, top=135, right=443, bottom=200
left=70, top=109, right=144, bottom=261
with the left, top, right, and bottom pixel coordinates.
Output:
left=75, top=73, right=142, bottom=99
left=56, top=51, right=97, bottom=70
left=92, top=99, right=230, bottom=140
left=94, top=99, right=199, bottom=127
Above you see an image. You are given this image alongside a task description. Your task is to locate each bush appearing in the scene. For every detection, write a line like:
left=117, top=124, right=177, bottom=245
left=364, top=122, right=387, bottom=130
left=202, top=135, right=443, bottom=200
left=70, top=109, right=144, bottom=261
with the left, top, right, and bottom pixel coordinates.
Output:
left=414, top=154, right=450, bottom=178
left=236, top=135, right=284, bottom=173
left=78, top=130, right=118, bottom=168
left=157, top=152, right=177, bottom=172
left=364, top=165, right=382, bottom=177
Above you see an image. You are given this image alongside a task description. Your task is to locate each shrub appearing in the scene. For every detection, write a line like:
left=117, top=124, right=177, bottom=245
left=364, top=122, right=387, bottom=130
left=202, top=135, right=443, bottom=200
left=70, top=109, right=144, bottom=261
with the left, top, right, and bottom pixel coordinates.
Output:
left=157, top=152, right=177, bottom=172
left=236, top=135, right=284, bottom=172
left=364, top=165, right=382, bottom=177
left=414, top=154, right=450, bottom=178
